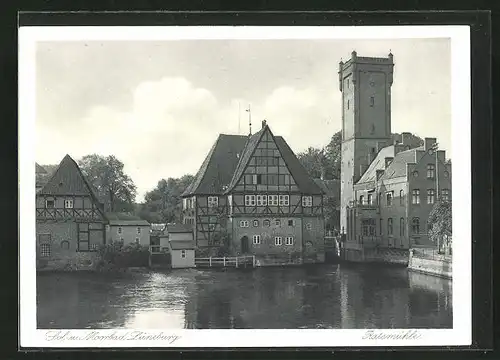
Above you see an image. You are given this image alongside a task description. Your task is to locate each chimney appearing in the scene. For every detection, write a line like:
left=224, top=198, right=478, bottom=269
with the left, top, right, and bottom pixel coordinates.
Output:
left=262, top=119, right=267, bottom=129
left=424, top=137, right=437, bottom=151
left=384, top=157, right=394, bottom=168
left=394, top=144, right=405, bottom=155
left=377, top=141, right=387, bottom=153
left=376, top=169, right=384, bottom=181
left=401, top=132, right=412, bottom=146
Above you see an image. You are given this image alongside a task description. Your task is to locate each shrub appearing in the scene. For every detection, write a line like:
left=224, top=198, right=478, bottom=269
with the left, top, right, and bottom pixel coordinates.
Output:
left=97, top=242, right=150, bottom=269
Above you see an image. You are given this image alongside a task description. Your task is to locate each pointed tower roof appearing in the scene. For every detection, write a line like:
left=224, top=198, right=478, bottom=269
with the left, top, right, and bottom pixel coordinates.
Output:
left=39, top=154, right=101, bottom=203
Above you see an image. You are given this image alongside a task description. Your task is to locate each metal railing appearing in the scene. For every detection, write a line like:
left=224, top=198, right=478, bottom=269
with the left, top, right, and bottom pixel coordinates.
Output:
left=195, top=255, right=255, bottom=268
left=411, top=247, right=452, bottom=262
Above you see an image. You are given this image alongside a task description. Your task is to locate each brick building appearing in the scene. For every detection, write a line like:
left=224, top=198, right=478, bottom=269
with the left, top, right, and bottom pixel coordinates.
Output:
left=181, top=121, right=326, bottom=264
left=338, top=51, right=452, bottom=261
left=35, top=154, right=107, bottom=270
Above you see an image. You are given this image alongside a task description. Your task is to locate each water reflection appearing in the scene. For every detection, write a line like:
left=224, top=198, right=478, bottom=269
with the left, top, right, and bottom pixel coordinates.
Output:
left=37, top=264, right=452, bottom=329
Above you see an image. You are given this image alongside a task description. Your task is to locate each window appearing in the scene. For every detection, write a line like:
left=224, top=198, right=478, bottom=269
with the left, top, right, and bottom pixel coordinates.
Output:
left=268, top=195, right=279, bottom=206
left=379, top=219, right=383, bottom=235
left=208, top=196, right=219, bottom=207
left=306, top=223, right=312, bottom=230
left=387, top=218, right=393, bottom=235
left=135, top=238, right=140, bottom=244
left=278, top=195, right=289, bottom=206
left=370, top=96, right=375, bottom=107
left=253, top=235, right=261, bottom=245
left=362, top=219, right=376, bottom=237
left=367, top=194, right=373, bottom=205
left=117, top=227, right=122, bottom=234
left=275, top=236, right=283, bottom=246
left=245, top=195, right=256, bottom=206
left=378, top=192, right=382, bottom=205
left=285, top=236, right=294, bottom=245
left=40, top=243, right=51, bottom=257
left=302, top=196, right=313, bottom=207
left=64, top=199, right=74, bottom=209
left=253, top=220, right=259, bottom=227
left=386, top=192, right=393, bottom=206
left=400, top=218, right=405, bottom=236
left=239, top=220, right=249, bottom=228
left=45, top=199, right=54, bottom=208
left=60, top=241, right=70, bottom=249
left=442, top=189, right=450, bottom=202
left=181, top=250, right=186, bottom=258
left=275, top=219, right=281, bottom=226
left=412, top=218, right=420, bottom=234
left=252, top=174, right=262, bottom=185
left=347, top=99, right=350, bottom=109
left=256, top=195, right=267, bottom=206
left=347, top=79, right=350, bottom=88
left=288, top=219, right=295, bottom=226
left=359, top=195, right=364, bottom=205
left=399, top=190, right=404, bottom=206
left=427, top=164, right=435, bottom=179
left=137, top=227, right=141, bottom=234
left=427, top=189, right=435, bottom=204
left=263, top=219, right=271, bottom=227
left=412, top=189, right=420, bottom=204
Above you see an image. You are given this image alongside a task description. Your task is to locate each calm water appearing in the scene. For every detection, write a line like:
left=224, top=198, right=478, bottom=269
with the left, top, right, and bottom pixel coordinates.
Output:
left=37, top=264, right=452, bottom=329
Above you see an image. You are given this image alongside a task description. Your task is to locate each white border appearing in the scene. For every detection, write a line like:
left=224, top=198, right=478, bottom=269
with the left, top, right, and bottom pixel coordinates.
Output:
left=19, top=25, right=471, bottom=348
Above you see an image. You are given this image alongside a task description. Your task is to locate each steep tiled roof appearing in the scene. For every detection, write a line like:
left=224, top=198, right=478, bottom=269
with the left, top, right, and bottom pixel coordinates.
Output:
left=274, top=136, right=324, bottom=195
left=182, top=134, right=248, bottom=196
left=225, top=128, right=266, bottom=192
left=166, top=223, right=193, bottom=233
left=314, top=179, right=340, bottom=199
left=379, top=149, right=418, bottom=181
left=183, top=125, right=324, bottom=196
left=39, top=155, right=101, bottom=203
left=356, top=145, right=395, bottom=184
left=106, top=212, right=150, bottom=226
left=169, top=240, right=195, bottom=250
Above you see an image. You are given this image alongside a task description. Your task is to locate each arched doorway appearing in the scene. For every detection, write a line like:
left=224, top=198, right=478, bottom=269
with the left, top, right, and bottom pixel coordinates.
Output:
left=240, top=236, right=249, bottom=254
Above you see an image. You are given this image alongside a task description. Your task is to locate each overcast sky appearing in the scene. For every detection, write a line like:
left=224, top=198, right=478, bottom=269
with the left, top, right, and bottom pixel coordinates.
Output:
left=36, top=38, right=451, bottom=202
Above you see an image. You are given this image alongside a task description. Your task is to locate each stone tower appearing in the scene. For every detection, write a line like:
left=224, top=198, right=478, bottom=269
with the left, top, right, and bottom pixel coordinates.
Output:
left=339, top=51, right=394, bottom=234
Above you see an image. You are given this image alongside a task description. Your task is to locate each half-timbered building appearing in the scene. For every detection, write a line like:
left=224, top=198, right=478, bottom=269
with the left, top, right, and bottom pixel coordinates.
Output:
left=36, top=154, right=107, bottom=270
left=182, top=121, right=326, bottom=264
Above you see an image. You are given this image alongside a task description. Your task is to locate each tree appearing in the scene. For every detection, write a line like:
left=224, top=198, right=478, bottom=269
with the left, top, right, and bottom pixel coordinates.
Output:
left=391, top=133, right=424, bottom=149
left=324, top=131, right=342, bottom=179
left=297, top=147, right=328, bottom=179
left=428, top=199, right=452, bottom=254
left=298, top=131, right=424, bottom=181
left=78, top=154, right=137, bottom=212
left=139, top=175, right=194, bottom=224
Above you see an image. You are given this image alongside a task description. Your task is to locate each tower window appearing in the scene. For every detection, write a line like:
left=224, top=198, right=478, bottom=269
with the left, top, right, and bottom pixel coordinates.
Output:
left=427, top=164, right=435, bottom=179
left=347, top=100, right=350, bottom=110
left=370, top=96, right=375, bottom=107
left=427, top=189, right=436, bottom=204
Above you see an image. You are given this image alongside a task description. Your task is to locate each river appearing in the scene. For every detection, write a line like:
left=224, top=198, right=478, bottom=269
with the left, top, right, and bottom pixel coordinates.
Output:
left=36, top=264, right=452, bottom=329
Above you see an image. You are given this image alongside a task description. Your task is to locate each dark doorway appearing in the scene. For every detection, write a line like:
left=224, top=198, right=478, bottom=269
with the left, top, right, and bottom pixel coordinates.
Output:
left=240, top=236, right=249, bottom=253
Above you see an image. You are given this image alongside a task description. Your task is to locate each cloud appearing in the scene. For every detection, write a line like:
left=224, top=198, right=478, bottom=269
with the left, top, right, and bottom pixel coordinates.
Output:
left=37, top=76, right=338, bottom=202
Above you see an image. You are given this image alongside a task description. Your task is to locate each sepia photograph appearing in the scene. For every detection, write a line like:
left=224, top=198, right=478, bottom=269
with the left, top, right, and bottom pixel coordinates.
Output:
left=19, top=25, right=471, bottom=348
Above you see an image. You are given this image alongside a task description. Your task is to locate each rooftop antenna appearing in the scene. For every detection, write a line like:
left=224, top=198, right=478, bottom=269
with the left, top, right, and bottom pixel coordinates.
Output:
left=238, top=102, right=241, bottom=134
left=246, top=104, right=252, bottom=136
